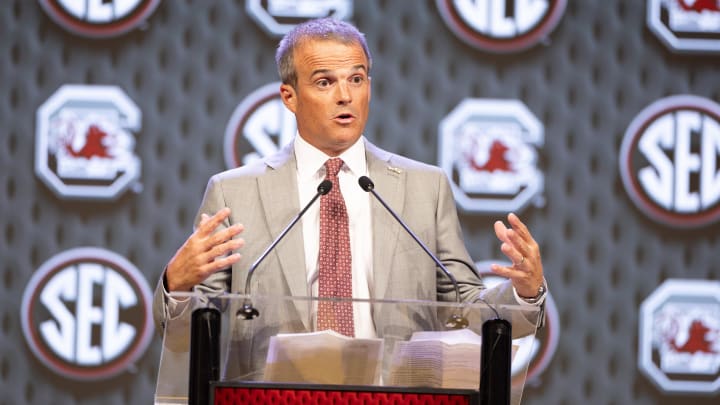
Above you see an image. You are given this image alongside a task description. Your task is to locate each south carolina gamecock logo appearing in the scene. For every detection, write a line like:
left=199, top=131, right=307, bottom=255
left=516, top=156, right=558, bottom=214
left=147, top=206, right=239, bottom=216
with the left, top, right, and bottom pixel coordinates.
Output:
left=439, top=98, right=544, bottom=214
left=246, top=0, right=354, bottom=37
left=35, top=84, right=142, bottom=201
left=647, top=0, right=720, bottom=53
left=639, top=279, right=720, bottom=394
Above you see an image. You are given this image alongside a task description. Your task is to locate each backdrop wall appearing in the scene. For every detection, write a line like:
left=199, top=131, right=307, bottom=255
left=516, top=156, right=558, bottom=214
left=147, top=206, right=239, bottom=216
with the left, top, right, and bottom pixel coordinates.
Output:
left=1, top=1, right=718, bottom=404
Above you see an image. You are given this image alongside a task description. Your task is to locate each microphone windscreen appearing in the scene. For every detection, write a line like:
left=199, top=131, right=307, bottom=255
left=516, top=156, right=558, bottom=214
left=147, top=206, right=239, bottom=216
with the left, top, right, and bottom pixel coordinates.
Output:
left=358, top=176, right=374, bottom=191
left=318, top=179, right=333, bottom=195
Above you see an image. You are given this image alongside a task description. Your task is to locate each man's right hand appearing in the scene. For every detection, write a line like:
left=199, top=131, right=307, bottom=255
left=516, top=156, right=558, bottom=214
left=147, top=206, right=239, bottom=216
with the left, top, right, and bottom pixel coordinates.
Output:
left=165, top=207, right=245, bottom=292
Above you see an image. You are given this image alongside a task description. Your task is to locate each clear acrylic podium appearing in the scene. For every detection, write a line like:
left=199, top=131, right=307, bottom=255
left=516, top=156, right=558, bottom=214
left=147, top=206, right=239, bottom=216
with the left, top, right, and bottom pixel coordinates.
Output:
left=155, top=292, right=541, bottom=405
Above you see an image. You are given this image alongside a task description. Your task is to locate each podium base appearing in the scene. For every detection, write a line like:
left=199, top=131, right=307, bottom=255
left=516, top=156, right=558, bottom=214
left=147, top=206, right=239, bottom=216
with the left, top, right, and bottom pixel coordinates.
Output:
left=211, top=381, right=480, bottom=405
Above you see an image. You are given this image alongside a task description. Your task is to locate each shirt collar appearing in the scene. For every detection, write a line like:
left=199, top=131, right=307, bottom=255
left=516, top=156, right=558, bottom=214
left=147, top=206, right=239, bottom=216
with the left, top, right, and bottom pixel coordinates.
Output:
left=294, top=134, right=367, bottom=180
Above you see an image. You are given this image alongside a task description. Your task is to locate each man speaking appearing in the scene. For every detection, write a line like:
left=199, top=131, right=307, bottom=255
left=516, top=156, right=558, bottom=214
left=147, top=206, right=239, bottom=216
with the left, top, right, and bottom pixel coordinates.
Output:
left=153, top=17, right=547, bottom=377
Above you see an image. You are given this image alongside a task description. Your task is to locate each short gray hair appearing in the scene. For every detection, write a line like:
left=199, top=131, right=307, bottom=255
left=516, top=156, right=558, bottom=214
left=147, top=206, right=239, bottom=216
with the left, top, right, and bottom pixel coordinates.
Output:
left=275, top=18, right=372, bottom=88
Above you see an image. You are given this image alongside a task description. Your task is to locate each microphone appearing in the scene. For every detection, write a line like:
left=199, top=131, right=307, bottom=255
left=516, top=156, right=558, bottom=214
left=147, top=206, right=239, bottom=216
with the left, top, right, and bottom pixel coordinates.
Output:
left=237, top=179, right=333, bottom=319
left=357, top=175, right=468, bottom=329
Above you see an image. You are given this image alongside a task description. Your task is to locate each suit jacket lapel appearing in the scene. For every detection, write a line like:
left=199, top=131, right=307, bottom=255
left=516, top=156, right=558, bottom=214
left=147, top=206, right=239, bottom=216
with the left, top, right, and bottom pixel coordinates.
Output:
left=257, top=144, right=311, bottom=328
left=366, top=142, right=404, bottom=300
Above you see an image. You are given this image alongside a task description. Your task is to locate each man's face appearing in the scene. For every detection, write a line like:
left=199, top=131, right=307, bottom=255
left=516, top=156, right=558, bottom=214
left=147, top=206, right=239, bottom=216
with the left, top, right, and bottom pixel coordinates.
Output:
left=280, top=39, right=371, bottom=157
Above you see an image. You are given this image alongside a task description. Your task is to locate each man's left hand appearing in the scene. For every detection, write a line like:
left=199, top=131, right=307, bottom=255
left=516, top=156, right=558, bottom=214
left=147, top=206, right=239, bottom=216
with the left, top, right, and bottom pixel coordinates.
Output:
left=490, top=213, right=544, bottom=298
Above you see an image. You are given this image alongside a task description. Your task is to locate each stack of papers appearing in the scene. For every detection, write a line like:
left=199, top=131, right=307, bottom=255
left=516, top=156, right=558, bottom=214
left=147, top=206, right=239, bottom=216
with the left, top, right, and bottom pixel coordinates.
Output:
left=263, top=330, right=383, bottom=386
left=388, top=328, right=484, bottom=389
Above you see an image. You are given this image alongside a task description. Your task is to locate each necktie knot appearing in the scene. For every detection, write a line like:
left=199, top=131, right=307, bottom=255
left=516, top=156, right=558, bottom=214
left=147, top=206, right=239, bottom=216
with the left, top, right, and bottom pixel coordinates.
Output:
left=325, top=158, right=344, bottom=179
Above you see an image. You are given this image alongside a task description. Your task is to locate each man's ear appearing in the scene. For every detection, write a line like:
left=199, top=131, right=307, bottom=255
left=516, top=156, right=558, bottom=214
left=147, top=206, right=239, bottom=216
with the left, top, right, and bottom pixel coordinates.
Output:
left=279, top=83, right=297, bottom=113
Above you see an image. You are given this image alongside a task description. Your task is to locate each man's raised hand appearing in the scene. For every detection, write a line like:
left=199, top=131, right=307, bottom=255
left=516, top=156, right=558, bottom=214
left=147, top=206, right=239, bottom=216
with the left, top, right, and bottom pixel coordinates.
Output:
left=165, top=207, right=245, bottom=292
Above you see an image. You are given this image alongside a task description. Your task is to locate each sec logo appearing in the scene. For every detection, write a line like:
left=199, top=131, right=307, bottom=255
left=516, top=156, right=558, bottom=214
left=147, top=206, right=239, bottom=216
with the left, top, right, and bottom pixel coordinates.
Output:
left=619, top=95, right=720, bottom=228
left=20, top=247, right=154, bottom=381
left=436, top=0, right=567, bottom=53
left=224, top=82, right=297, bottom=169
left=38, top=0, right=161, bottom=38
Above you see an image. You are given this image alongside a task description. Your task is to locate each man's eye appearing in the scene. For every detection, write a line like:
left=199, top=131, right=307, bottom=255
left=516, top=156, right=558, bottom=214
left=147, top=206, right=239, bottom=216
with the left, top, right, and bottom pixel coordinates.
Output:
left=351, top=76, right=364, bottom=84
left=317, top=79, right=330, bottom=87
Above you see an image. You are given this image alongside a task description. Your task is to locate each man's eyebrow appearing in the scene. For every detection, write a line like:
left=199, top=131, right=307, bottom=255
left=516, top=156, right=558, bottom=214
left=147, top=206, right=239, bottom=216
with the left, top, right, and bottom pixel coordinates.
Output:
left=310, top=68, right=331, bottom=77
left=310, top=64, right=368, bottom=77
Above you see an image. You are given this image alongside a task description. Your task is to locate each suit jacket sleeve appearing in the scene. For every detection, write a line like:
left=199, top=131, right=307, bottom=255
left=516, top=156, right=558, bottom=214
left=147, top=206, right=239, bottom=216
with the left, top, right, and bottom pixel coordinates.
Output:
left=433, top=169, right=486, bottom=302
left=152, top=173, right=233, bottom=351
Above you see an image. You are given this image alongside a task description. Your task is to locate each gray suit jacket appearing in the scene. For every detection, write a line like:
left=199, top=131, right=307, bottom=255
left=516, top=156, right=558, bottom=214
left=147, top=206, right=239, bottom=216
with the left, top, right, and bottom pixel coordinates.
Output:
left=153, top=139, right=529, bottom=378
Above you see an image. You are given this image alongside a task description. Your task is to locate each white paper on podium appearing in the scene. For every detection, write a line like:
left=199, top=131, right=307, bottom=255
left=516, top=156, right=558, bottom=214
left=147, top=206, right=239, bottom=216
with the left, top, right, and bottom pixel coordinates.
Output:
left=263, top=329, right=384, bottom=386
left=388, top=329, right=519, bottom=389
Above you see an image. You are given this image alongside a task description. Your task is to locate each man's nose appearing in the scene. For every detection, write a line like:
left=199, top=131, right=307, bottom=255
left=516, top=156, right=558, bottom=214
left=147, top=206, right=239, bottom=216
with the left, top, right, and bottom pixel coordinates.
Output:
left=336, top=81, right=352, bottom=104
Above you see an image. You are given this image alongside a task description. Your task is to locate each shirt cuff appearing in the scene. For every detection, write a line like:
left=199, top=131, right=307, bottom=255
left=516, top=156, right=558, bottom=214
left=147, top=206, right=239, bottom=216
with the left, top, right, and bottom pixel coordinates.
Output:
left=162, top=271, right=191, bottom=318
left=513, top=280, right=547, bottom=307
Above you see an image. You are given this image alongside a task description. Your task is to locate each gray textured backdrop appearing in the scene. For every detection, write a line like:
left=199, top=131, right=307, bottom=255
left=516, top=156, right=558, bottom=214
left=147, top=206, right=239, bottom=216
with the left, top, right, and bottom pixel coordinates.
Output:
left=1, top=1, right=718, bottom=404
